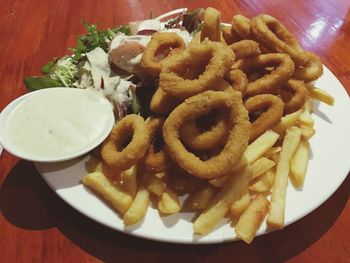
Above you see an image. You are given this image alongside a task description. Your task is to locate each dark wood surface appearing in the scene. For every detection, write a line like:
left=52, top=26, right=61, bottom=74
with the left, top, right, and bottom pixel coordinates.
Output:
left=1, top=0, right=349, bottom=262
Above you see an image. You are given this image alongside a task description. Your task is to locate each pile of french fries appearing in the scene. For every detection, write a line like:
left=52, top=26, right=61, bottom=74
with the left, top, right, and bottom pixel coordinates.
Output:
left=82, top=86, right=334, bottom=244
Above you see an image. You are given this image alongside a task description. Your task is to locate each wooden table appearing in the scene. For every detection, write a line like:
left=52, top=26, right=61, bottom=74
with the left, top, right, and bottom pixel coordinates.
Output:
left=1, top=0, right=349, bottom=262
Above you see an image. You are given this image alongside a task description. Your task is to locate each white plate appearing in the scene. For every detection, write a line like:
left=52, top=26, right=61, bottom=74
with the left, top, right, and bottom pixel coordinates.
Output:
left=36, top=66, right=350, bottom=244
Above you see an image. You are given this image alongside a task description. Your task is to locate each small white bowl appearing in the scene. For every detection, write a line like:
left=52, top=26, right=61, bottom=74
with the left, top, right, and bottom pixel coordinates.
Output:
left=0, top=88, right=115, bottom=162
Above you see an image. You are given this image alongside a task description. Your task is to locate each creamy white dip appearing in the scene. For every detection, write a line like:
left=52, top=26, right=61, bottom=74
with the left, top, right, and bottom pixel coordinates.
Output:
left=3, top=88, right=114, bottom=161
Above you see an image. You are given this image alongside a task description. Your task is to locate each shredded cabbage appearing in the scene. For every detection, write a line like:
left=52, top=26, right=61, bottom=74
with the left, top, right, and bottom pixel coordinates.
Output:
left=50, top=57, right=79, bottom=87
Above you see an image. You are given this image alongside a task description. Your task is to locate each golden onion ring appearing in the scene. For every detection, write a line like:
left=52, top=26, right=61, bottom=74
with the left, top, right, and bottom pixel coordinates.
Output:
left=141, top=32, right=185, bottom=76
left=159, top=40, right=235, bottom=100
left=101, top=114, right=150, bottom=170
left=163, top=90, right=250, bottom=179
left=244, top=94, right=284, bottom=142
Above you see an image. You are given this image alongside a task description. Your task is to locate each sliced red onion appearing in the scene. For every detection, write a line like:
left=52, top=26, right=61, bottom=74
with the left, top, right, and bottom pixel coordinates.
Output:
left=116, top=101, right=128, bottom=120
left=137, top=29, right=158, bottom=36
left=100, top=77, right=105, bottom=89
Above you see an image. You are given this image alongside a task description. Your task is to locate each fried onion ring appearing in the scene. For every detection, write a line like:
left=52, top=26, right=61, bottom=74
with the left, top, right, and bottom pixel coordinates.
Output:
left=279, top=79, right=307, bottom=114
left=144, top=117, right=168, bottom=173
left=101, top=114, right=150, bottom=170
left=231, top=15, right=271, bottom=53
left=150, top=88, right=181, bottom=115
left=246, top=68, right=272, bottom=82
left=190, top=31, right=227, bottom=48
left=229, top=40, right=261, bottom=59
left=231, top=15, right=252, bottom=39
left=222, top=25, right=241, bottom=45
left=244, top=94, right=284, bottom=142
left=200, top=7, right=221, bottom=42
left=163, top=90, right=250, bottom=179
left=180, top=110, right=229, bottom=152
left=159, top=40, right=235, bottom=99
left=233, top=53, right=294, bottom=96
left=224, top=69, right=248, bottom=94
left=208, top=77, right=235, bottom=94
left=140, top=32, right=185, bottom=76
left=250, top=14, right=308, bottom=66
left=292, top=51, right=323, bottom=82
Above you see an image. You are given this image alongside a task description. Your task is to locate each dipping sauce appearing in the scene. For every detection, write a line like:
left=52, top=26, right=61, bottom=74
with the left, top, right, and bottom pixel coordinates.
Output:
left=2, top=88, right=114, bottom=162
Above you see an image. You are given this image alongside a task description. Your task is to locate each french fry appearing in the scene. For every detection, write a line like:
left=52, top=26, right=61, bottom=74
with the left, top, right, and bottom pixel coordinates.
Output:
left=94, top=163, right=138, bottom=197
left=210, top=156, right=277, bottom=187
left=82, top=171, right=133, bottom=214
left=290, top=139, right=310, bottom=188
left=209, top=155, right=275, bottom=190
left=158, top=187, right=181, bottom=214
left=270, top=152, right=280, bottom=164
left=306, top=85, right=335, bottom=106
left=298, top=109, right=314, bottom=127
left=249, top=169, right=275, bottom=192
left=273, top=110, right=302, bottom=134
left=235, top=194, right=269, bottom=244
left=303, top=97, right=313, bottom=112
left=193, top=165, right=251, bottom=235
left=93, top=164, right=137, bottom=196
left=119, top=165, right=138, bottom=197
left=93, top=160, right=117, bottom=176
left=250, top=157, right=275, bottom=180
left=188, top=184, right=216, bottom=210
left=233, top=130, right=280, bottom=171
left=298, top=123, right=316, bottom=140
left=267, top=126, right=301, bottom=229
left=262, top=147, right=281, bottom=159
left=208, top=129, right=277, bottom=187
left=124, top=184, right=150, bottom=225
left=209, top=174, right=229, bottom=187
left=144, top=172, right=166, bottom=197
left=230, top=190, right=251, bottom=216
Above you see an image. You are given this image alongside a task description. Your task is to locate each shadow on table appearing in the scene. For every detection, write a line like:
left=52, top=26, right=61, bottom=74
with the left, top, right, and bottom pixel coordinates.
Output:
left=0, top=160, right=56, bottom=230
left=0, top=160, right=349, bottom=262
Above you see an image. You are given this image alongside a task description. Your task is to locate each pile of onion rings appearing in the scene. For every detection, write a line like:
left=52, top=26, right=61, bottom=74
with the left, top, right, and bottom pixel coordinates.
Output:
left=84, top=7, right=334, bottom=242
